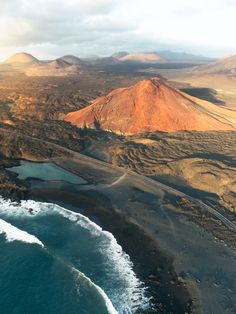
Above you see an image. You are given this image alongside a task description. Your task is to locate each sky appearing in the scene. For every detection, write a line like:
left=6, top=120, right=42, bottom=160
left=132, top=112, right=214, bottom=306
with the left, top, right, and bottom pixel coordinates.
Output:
left=0, top=0, right=236, bottom=60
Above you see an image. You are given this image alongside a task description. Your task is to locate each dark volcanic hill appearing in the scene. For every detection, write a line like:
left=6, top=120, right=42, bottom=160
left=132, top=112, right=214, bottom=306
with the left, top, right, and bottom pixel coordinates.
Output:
left=64, top=77, right=236, bottom=134
left=49, top=59, right=71, bottom=68
left=60, top=55, right=84, bottom=65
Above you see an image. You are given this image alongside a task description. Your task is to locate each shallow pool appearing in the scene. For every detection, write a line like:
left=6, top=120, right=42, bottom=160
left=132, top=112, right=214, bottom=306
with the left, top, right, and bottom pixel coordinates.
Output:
left=9, top=161, right=87, bottom=185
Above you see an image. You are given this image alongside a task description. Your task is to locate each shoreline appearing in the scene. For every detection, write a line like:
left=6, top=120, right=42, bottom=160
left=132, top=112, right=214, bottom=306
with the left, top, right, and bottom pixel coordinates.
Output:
left=4, top=154, right=236, bottom=314
left=28, top=185, right=193, bottom=314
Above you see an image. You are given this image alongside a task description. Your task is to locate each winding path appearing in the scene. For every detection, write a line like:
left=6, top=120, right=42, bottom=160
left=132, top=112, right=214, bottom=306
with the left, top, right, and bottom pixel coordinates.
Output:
left=3, top=127, right=236, bottom=234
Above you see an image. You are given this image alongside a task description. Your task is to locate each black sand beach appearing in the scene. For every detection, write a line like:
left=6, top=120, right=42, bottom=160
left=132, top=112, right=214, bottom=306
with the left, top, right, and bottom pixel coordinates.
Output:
left=6, top=152, right=235, bottom=314
left=26, top=167, right=192, bottom=313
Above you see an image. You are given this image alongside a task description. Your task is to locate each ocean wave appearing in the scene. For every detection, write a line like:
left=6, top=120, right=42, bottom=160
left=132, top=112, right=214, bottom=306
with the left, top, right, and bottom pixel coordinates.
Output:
left=54, top=206, right=151, bottom=312
left=0, top=196, right=151, bottom=313
left=71, top=266, right=118, bottom=314
left=0, top=217, right=44, bottom=247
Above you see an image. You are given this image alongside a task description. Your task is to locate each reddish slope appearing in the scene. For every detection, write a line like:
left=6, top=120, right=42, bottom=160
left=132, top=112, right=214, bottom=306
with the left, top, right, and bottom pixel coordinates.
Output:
left=64, top=78, right=236, bottom=134
left=49, top=59, right=71, bottom=68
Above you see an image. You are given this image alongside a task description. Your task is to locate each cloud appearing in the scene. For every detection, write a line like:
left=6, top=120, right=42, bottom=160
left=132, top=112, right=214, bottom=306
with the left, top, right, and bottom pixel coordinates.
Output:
left=0, top=0, right=236, bottom=59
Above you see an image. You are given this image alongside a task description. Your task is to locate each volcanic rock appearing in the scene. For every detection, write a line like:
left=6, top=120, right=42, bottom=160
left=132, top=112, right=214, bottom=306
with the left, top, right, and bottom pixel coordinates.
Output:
left=64, top=77, right=236, bottom=134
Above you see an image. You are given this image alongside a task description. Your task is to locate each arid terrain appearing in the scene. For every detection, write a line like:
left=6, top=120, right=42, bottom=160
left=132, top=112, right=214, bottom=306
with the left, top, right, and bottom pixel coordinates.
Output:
left=0, top=52, right=236, bottom=313
left=1, top=53, right=235, bottom=215
left=146, top=55, right=236, bottom=111
left=64, top=78, right=236, bottom=133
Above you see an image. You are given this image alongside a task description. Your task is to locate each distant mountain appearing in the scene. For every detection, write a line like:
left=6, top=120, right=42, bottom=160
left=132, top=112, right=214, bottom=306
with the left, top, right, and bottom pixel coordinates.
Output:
left=113, top=52, right=164, bottom=63
left=49, top=59, right=71, bottom=68
left=3, top=53, right=40, bottom=65
left=60, top=55, right=84, bottom=65
left=110, top=50, right=212, bottom=63
left=64, top=77, right=236, bottom=134
left=158, top=50, right=214, bottom=62
left=84, top=56, right=120, bottom=66
left=25, top=58, right=84, bottom=76
left=81, top=50, right=213, bottom=66
left=194, top=55, right=236, bottom=75
left=112, top=51, right=129, bottom=59
left=1, top=52, right=85, bottom=76
left=25, top=58, right=83, bottom=77
left=83, top=52, right=163, bottom=65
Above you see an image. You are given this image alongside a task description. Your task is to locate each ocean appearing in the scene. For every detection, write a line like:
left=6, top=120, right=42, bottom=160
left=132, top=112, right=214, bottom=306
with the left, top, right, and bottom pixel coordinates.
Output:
left=0, top=197, right=150, bottom=314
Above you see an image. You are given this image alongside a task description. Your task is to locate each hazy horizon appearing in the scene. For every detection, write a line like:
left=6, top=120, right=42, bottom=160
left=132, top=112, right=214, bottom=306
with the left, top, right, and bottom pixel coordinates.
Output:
left=0, top=0, right=236, bottom=61
left=0, top=49, right=218, bottom=63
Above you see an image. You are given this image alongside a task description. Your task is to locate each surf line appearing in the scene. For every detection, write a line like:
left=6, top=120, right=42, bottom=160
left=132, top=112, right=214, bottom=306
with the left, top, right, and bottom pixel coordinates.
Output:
left=0, top=218, right=44, bottom=247
left=71, top=266, right=118, bottom=314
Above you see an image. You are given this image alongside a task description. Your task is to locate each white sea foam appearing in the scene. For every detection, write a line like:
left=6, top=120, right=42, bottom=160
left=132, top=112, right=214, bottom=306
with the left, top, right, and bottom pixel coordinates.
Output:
left=0, top=218, right=44, bottom=247
left=45, top=205, right=151, bottom=312
left=72, top=266, right=118, bottom=314
left=0, top=196, right=151, bottom=313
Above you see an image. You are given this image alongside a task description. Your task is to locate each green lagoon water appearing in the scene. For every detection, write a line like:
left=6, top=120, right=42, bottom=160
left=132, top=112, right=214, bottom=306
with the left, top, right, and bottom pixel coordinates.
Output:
left=9, top=161, right=87, bottom=184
